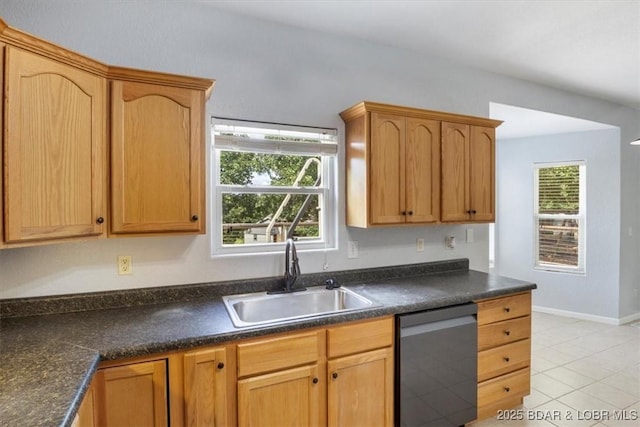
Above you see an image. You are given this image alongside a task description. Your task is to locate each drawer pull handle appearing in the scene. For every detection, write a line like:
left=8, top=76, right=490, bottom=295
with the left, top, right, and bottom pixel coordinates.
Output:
left=504, top=330, right=511, bottom=336
left=332, top=372, right=339, bottom=379
left=504, top=387, right=511, bottom=393
left=503, top=357, right=510, bottom=362
left=312, top=377, right=319, bottom=384
left=504, top=307, right=511, bottom=313
left=217, top=362, right=225, bottom=370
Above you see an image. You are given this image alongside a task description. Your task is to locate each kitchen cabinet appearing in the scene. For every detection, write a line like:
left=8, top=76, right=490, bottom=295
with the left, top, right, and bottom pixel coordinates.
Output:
left=3, top=46, right=107, bottom=244
left=94, top=359, right=168, bottom=426
left=183, top=346, right=233, bottom=426
left=367, top=112, right=440, bottom=225
left=326, top=317, right=394, bottom=427
left=236, top=330, right=326, bottom=426
left=475, top=291, right=532, bottom=420
left=72, top=382, right=97, bottom=427
left=236, top=317, right=394, bottom=427
left=0, top=17, right=213, bottom=248
left=110, top=78, right=207, bottom=235
left=340, top=101, right=500, bottom=227
left=441, top=122, right=495, bottom=222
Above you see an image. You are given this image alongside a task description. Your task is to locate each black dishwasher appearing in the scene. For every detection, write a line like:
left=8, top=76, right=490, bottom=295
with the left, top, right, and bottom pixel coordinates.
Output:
left=396, top=303, right=477, bottom=427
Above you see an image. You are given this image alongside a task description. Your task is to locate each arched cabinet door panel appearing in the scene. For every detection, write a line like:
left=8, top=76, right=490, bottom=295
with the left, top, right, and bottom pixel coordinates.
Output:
left=4, top=46, right=107, bottom=243
left=110, top=80, right=205, bottom=235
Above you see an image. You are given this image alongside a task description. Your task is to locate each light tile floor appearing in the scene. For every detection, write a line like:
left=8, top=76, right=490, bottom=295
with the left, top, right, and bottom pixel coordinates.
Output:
left=471, top=312, right=640, bottom=426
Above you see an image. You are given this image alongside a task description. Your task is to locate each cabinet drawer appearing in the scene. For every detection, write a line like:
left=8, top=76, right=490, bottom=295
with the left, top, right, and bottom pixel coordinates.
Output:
left=476, top=292, right=531, bottom=325
left=237, top=330, right=323, bottom=378
left=478, top=367, right=530, bottom=408
left=478, top=339, right=530, bottom=382
left=327, top=317, right=393, bottom=358
left=478, top=316, right=531, bottom=350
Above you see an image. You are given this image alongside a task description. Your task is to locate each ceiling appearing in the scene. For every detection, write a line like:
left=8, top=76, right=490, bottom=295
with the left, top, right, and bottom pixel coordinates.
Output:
left=209, top=0, right=640, bottom=110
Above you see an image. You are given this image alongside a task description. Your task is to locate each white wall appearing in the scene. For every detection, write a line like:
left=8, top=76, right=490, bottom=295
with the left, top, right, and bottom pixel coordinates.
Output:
left=0, top=1, right=638, bottom=319
left=495, top=129, right=623, bottom=320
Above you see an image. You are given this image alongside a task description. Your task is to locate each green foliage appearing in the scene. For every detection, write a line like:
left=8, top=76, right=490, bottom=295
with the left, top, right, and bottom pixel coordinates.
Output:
left=538, top=165, right=580, bottom=214
left=220, top=151, right=321, bottom=244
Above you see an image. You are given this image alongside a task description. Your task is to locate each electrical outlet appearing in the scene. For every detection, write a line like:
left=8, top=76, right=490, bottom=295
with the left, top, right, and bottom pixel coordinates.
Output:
left=118, top=255, right=132, bottom=275
left=416, top=238, right=424, bottom=252
left=347, top=241, right=359, bottom=259
left=445, top=236, right=456, bottom=249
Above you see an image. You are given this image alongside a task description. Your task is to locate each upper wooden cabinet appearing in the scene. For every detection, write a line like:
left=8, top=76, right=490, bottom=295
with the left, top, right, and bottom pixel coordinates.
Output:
left=0, top=17, right=214, bottom=248
left=3, top=46, right=107, bottom=244
left=340, top=102, right=501, bottom=227
left=110, top=79, right=206, bottom=235
left=441, top=122, right=495, bottom=222
left=366, top=112, right=440, bottom=225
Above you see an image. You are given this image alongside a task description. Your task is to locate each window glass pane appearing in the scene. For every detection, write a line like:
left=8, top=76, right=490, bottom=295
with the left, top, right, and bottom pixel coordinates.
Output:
left=222, top=193, right=320, bottom=245
left=538, top=218, right=579, bottom=267
left=220, top=151, right=320, bottom=187
left=538, top=165, right=580, bottom=214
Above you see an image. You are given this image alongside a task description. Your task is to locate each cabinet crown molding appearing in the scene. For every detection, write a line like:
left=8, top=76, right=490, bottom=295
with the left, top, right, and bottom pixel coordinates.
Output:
left=0, top=16, right=214, bottom=95
left=340, top=101, right=503, bottom=128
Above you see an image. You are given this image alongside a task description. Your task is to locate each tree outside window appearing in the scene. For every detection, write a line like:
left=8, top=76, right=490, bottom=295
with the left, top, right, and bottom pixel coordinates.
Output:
left=534, top=162, right=586, bottom=273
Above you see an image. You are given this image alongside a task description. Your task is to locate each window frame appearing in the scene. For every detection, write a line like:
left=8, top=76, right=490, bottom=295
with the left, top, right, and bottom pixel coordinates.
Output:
left=211, top=118, right=338, bottom=256
left=533, top=161, right=586, bottom=274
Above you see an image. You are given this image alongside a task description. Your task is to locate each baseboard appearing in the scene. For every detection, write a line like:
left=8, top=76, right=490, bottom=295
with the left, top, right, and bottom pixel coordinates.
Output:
left=532, top=305, right=640, bottom=325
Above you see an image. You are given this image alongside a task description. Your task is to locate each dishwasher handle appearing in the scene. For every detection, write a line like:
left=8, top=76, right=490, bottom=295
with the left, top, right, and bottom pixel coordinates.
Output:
left=400, top=315, right=476, bottom=338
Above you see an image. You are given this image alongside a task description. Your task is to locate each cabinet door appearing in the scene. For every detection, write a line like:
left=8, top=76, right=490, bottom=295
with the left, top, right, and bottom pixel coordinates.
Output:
left=370, top=112, right=406, bottom=224
left=406, top=118, right=440, bottom=223
left=469, top=126, right=495, bottom=221
left=441, top=122, right=470, bottom=222
left=111, top=80, right=204, bottom=235
left=238, top=364, right=323, bottom=427
left=327, top=347, right=394, bottom=427
left=0, top=42, right=4, bottom=248
left=71, top=382, right=97, bottom=427
left=183, top=346, right=230, bottom=426
left=4, top=46, right=107, bottom=243
left=96, top=360, right=168, bottom=427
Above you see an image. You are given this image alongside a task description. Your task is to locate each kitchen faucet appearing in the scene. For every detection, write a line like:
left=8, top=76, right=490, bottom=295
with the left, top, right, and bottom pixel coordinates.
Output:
left=282, top=238, right=303, bottom=293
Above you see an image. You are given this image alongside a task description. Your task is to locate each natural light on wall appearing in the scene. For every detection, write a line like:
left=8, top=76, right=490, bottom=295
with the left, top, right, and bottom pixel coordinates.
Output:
left=211, top=118, right=338, bottom=255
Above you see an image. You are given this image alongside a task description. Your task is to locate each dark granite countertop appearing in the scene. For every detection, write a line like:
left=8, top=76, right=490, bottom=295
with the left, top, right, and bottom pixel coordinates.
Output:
left=0, top=260, right=535, bottom=427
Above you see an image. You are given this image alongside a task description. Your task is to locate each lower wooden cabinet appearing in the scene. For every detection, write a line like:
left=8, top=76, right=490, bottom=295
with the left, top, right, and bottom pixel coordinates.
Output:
left=236, top=318, right=394, bottom=427
left=327, top=347, right=394, bottom=427
left=95, top=359, right=168, bottom=426
left=74, top=317, right=394, bottom=426
left=475, top=291, right=532, bottom=420
left=238, top=364, right=323, bottom=426
left=183, top=346, right=233, bottom=426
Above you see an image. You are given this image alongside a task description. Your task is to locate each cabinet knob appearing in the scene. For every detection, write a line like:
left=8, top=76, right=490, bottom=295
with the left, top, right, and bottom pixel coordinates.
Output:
left=503, top=357, right=510, bottom=363
left=217, top=362, right=224, bottom=370
left=332, top=372, right=338, bottom=379
left=312, top=377, right=319, bottom=384
left=96, top=217, right=104, bottom=224
left=503, top=307, right=511, bottom=313
left=191, top=215, right=199, bottom=222
left=504, top=330, right=511, bottom=336
left=471, top=210, right=477, bottom=214
left=401, top=211, right=407, bottom=216
left=408, top=210, right=413, bottom=216
left=504, top=387, right=511, bottom=393
left=466, top=210, right=472, bottom=214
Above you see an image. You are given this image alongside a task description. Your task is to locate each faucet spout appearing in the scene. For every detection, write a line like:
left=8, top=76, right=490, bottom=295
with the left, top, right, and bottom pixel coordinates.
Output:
left=283, top=238, right=303, bottom=293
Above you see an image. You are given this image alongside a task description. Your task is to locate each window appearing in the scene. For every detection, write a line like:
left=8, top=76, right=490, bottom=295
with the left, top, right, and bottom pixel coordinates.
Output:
left=212, top=118, right=338, bottom=254
left=534, top=161, right=586, bottom=273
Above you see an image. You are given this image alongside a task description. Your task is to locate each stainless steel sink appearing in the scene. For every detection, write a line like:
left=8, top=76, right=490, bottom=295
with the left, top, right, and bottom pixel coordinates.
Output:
left=223, top=286, right=376, bottom=328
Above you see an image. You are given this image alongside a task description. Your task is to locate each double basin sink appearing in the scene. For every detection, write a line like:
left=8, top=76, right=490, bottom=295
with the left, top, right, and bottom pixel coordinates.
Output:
left=223, top=285, right=377, bottom=328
